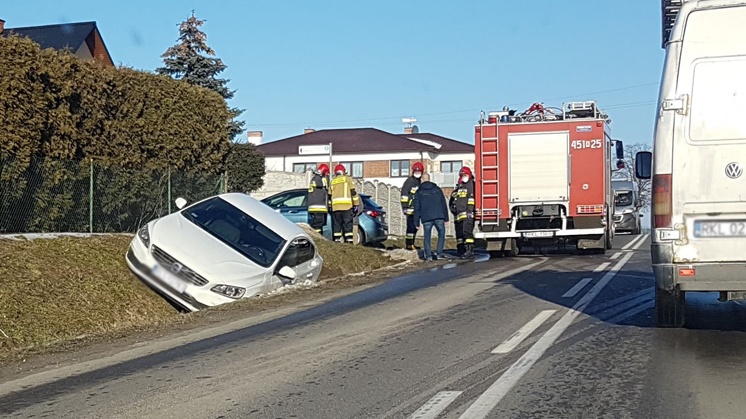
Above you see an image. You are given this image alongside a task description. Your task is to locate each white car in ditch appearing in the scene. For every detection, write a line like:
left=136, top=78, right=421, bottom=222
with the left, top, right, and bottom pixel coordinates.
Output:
left=126, top=193, right=324, bottom=312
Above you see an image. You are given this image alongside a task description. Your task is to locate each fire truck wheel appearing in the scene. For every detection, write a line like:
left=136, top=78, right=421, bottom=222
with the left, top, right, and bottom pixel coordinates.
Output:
left=506, top=239, right=519, bottom=257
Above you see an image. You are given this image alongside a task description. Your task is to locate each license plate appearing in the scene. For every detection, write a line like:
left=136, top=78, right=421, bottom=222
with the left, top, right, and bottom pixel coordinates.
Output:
left=695, top=221, right=746, bottom=238
left=152, top=265, right=187, bottom=293
left=523, top=231, right=555, bottom=238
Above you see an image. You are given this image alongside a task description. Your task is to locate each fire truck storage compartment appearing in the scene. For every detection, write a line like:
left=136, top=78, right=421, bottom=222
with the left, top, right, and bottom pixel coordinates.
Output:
left=508, top=131, right=570, bottom=203
left=514, top=204, right=563, bottom=231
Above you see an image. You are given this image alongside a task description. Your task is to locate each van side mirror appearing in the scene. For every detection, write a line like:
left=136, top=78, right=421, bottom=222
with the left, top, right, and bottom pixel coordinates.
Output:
left=616, top=160, right=626, bottom=171
left=175, top=197, right=188, bottom=210
left=635, top=152, right=652, bottom=179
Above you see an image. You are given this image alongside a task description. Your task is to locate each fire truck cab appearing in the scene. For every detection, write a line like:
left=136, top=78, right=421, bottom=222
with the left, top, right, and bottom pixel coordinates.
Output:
left=474, top=101, right=625, bottom=255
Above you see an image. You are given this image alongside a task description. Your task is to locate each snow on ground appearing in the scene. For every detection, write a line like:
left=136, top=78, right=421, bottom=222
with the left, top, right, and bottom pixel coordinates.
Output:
left=261, top=280, right=318, bottom=297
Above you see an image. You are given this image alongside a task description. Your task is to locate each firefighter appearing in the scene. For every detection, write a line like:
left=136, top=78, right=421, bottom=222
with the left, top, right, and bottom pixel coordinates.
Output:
left=308, top=163, right=330, bottom=235
left=329, top=164, right=360, bottom=243
left=401, top=162, right=424, bottom=250
left=450, top=166, right=476, bottom=259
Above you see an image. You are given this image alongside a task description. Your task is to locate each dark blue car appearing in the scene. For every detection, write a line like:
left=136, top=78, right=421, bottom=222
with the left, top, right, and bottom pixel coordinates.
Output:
left=261, top=189, right=388, bottom=245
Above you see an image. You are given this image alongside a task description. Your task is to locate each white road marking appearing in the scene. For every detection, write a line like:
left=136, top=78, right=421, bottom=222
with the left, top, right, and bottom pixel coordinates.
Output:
left=457, top=251, right=635, bottom=419
left=610, top=252, right=622, bottom=260
left=408, top=391, right=463, bottom=419
left=607, top=300, right=654, bottom=324
left=593, top=262, right=611, bottom=272
left=621, top=234, right=644, bottom=250
left=562, top=278, right=593, bottom=298
left=492, top=310, right=557, bottom=354
left=632, top=234, right=650, bottom=250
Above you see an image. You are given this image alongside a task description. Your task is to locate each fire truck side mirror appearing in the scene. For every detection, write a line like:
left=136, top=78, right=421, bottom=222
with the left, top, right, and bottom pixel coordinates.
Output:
left=635, top=152, right=652, bottom=180
left=615, top=140, right=625, bottom=160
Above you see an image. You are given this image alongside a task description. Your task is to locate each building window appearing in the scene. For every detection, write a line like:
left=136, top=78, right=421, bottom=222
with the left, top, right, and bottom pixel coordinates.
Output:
left=390, top=160, right=410, bottom=177
left=339, top=161, right=363, bottom=178
left=440, top=161, right=463, bottom=174
left=292, top=163, right=315, bottom=173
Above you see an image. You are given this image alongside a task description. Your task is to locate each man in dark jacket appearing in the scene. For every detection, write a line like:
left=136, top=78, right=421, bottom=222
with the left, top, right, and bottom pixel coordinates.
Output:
left=413, top=173, right=450, bottom=261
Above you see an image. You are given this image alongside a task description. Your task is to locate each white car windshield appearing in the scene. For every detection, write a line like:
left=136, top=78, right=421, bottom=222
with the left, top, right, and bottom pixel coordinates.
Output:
left=615, top=191, right=633, bottom=207
left=182, top=197, right=285, bottom=268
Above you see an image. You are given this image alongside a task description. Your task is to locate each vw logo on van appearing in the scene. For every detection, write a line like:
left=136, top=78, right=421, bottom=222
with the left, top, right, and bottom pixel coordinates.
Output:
left=725, top=162, right=743, bottom=179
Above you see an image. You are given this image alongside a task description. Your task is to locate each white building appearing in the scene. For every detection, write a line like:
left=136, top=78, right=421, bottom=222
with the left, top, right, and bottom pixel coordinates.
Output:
left=254, top=128, right=474, bottom=188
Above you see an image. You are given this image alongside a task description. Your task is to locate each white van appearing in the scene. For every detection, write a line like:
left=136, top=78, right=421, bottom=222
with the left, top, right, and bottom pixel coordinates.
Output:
left=637, top=0, right=746, bottom=327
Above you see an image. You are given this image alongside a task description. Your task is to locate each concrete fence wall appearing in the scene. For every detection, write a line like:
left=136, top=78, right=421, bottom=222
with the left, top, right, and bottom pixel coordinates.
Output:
left=251, top=172, right=455, bottom=237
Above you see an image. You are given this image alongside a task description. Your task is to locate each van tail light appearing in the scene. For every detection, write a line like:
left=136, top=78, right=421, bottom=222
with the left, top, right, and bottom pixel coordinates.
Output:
left=652, top=174, right=672, bottom=228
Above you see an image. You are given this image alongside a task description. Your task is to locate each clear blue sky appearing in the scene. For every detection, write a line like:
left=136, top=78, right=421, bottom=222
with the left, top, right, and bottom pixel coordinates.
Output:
left=3, top=0, right=664, bottom=144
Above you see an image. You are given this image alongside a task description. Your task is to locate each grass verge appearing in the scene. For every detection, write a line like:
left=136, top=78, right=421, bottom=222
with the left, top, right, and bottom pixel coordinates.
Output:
left=0, top=233, right=398, bottom=364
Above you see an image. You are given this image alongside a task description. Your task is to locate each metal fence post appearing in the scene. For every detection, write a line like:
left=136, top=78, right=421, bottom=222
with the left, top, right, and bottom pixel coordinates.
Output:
left=168, top=167, right=172, bottom=214
left=89, top=158, right=94, bottom=234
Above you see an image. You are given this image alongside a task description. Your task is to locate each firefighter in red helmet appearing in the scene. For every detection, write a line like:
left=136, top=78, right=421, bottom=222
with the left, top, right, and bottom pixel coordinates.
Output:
left=449, top=166, right=476, bottom=258
left=401, top=162, right=424, bottom=250
left=329, top=164, right=360, bottom=243
left=308, top=163, right=330, bottom=235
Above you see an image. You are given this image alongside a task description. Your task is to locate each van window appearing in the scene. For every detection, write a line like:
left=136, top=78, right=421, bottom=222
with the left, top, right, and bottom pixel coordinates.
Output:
left=689, top=58, right=746, bottom=142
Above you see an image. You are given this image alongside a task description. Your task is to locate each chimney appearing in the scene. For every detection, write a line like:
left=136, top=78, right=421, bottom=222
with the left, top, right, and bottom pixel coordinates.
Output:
left=0, top=19, right=5, bottom=34
left=247, top=131, right=263, bottom=146
left=304, top=128, right=315, bottom=134
left=404, top=125, right=419, bottom=134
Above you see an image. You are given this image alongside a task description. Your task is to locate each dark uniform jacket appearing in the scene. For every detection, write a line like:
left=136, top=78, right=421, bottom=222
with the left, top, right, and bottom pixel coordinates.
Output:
left=400, top=176, right=421, bottom=215
left=308, top=173, right=329, bottom=213
left=450, top=180, right=476, bottom=221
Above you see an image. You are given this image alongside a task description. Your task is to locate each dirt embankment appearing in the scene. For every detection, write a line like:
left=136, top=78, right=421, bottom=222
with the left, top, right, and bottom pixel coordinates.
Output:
left=0, top=233, right=408, bottom=365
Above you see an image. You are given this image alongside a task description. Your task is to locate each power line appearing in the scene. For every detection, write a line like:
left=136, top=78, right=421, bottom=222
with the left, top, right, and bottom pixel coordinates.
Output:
left=247, top=82, right=661, bottom=128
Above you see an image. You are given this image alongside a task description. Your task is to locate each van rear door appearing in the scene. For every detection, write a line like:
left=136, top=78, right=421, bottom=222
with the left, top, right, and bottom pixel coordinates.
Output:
left=672, top=5, right=746, bottom=263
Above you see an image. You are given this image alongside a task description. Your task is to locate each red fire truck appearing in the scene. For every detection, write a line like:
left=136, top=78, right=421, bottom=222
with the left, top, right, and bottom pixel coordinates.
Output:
left=474, top=101, right=625, bottom=255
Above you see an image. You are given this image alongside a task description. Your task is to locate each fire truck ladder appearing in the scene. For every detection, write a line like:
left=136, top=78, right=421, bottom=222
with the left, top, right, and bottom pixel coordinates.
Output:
left=479, top=117, right=500, bottom=227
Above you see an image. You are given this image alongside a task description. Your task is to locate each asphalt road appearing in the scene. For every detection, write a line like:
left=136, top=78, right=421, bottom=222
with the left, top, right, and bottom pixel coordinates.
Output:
left=3, top=234, right=746, bottom=419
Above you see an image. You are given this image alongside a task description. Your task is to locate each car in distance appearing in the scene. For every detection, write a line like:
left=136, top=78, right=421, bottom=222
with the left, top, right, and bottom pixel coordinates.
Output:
left=612, top=180, right=643, bottom=235
left=126, top=193, right=324, bottom=312
left=261, top=190, right=388, bottom=245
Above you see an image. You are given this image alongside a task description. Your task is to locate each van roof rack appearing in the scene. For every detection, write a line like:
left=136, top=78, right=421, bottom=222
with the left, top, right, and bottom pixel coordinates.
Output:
left=662, top=0, right=683, bottom=49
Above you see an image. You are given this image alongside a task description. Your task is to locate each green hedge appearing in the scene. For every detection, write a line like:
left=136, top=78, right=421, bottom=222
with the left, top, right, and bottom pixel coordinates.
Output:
left=0, top=34, right=233, bottom=173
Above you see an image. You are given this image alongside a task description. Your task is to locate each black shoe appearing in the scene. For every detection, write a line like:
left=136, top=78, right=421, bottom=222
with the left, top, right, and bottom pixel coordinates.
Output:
left=461, top=244, right=475, bottom=259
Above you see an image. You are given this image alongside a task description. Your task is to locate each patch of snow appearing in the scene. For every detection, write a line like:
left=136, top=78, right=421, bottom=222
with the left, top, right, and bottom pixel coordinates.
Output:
left=0, top=232, right=133, bottom=241
left=261, top=280, right=318, bottom=297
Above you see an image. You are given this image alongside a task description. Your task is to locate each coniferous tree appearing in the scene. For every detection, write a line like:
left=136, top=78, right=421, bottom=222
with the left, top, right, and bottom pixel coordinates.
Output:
left=158, top=11, right=245, bottom=140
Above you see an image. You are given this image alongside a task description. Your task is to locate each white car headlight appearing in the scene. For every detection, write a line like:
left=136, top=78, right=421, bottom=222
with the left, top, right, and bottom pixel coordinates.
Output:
left=211, top=284, right=246, bottom=299
left=137, top=224, right=151, bottom=248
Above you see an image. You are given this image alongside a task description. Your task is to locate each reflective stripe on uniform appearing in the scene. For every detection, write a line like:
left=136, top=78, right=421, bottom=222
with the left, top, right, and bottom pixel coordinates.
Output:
left=406, top=209, right=414, bottom=215
left=465, top=238, right=475, bottom=244
left=468, top=199, right=475, bottom=205
left=406, top=234, right=415, bottom=239
left=345, top=232, right=354, bottom=236
left=332, top=198, right=353, bottom=205
left=334, top=233, right=342, bottom=237
left=456, top=239, right=464, bottom=244
left=309, top=205, right=328, bottom=212
left=401, top=195, right=409, bottom=202
left=457, top=212, right=467, bottom=221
